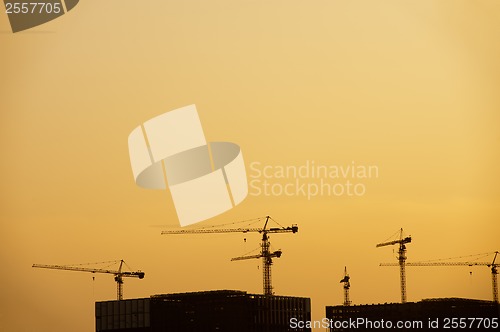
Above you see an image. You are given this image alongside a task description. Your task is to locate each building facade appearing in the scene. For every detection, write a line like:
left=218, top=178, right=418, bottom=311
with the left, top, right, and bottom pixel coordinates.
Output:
left=326, top=298, right=500, bottom=331
left=96, top=290, right=311, bottom=332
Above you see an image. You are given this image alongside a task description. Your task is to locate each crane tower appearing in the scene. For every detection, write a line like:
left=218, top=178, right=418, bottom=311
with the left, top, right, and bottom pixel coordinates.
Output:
left=381, top=251, right=499, bottom=303
left=162, top=216, right=298, bottom=296
left=376, top=228, right=412, bottom=303
left=340, top=266, right=351, bottom=306
left=33, top=260, right=145, bottom=300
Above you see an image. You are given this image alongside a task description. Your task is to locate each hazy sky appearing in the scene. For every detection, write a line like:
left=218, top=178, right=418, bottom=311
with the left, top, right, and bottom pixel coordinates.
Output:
left=1, top=1, right=499, bottom=331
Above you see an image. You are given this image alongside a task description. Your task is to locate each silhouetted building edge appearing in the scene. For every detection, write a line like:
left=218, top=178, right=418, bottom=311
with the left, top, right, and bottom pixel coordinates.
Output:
left=96, top=290, right=311, bottom=332
left=326, top=298, right=500, bottom=331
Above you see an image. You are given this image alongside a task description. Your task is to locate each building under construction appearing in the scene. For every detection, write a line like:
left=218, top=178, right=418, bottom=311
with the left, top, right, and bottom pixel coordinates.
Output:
left=326, top=298, right=500, bottom=331
left=95, top=290, right=311, bottom=332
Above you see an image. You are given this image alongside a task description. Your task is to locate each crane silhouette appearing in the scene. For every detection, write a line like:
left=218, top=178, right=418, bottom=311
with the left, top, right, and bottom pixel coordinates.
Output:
left=381, top=251, right=499, bottom=303
left=376, top=228, right=412, bottom=303
left=340, top=266, right=351, bottom=306
left=162, top=216, right=298, bottom=295
left=33, top=260, right=144, bottom=300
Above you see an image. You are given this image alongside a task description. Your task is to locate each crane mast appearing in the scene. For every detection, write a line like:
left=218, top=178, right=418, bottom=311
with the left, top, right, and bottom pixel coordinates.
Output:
left=376, top=228, right=412, bottom=303
left=381, top=251, right=499, bottom=303
left=340, top=266, right=351, bottom=306
left=32, top=260, right=145, bottom=300
left=162, top=216, right=298, bottom=296
left=231, top=231, right=283, bottom=296
left=491, top=251, right=498, bottom=303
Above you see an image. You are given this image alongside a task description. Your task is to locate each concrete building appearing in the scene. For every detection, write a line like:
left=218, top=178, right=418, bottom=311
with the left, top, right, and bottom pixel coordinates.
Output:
left=95, top=290, right=311, bottom=332
left=326, top=298, right=499, bottom=331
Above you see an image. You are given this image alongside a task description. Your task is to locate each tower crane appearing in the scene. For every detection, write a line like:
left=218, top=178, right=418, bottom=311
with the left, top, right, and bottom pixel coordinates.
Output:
left=32, top=260, right=145, bottom=300
left=340, top=266, right=351, bottom=306
left=231, top=247, right=283, bottom=296
left=376, top=228, right=412, bottom=303
left=380, top=251, right=499, bottom=303
left=161, top=216, right=298, bottom=296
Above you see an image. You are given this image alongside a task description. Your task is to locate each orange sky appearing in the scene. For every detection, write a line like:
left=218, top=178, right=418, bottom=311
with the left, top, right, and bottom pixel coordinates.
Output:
left=1, top=1, right=500, bottom=331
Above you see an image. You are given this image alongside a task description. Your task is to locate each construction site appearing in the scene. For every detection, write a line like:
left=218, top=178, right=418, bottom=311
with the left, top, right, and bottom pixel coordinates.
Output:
left=30, top=217, right=500, bottom=331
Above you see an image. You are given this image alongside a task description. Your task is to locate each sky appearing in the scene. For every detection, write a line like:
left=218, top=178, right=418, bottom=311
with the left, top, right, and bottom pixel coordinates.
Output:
left=1, top=1, right=500, bottom=331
